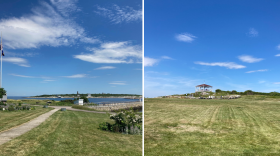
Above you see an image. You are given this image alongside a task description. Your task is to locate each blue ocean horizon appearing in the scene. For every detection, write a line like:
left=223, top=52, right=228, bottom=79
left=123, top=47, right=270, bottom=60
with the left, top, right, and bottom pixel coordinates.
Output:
left=8, top=96, right=140, bottom=104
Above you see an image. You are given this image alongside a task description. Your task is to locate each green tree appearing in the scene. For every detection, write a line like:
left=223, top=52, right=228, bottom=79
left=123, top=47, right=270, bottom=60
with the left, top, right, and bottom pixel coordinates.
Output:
left=0, top=88, right=7, bottom=98
left=231, top=90, right=237, bottom=94
left=215, top=89, right=222, bottom=93
left=80, top=96, right=89, bottom=103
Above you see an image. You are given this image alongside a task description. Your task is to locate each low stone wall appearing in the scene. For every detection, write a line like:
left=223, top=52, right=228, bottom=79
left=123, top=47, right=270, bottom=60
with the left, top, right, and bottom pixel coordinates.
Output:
left=87, top=102, right=142, bottom=111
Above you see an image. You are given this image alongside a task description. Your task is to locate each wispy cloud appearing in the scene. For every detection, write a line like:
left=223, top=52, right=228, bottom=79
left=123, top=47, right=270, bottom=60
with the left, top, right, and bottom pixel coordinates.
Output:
left=275, top=54, right=280, bottom=57
left=0, top=1, right=98, bottom=49
left=94, top=66, right=116, bottom=70
left=50, top=0, right=80, bottom=17
left=61, top=74, right=87, bottom=78
left=144, top=55, right=173, bottom=67
left=274, top=82, right=280, bottom=85
left=74, top=41, right=141, bottom=63
left=238, top=55, right=263, bottom=63
left=277, top=44, right=280, bottom=50
left=3, top=57, right=30, bottom=67
left=195, top=61, right=246, bottom=69
left=246, top=69, right=268, bottom=73
left=247, top=28, right=258, bottom=37
left=5, top=51, right=39, bottom=57
left=144, top=57, right=159, bottom=67
left=175, top=33, right=196, bottom=43
left=259, top=80, right=266, bottom=84
left=95, top=4, right=141, bottom=24
left=161, top=56, right=174, bottom=60
left=109, top=81, right=126, bottom=85
left=9, top=74, right=35, bottom=78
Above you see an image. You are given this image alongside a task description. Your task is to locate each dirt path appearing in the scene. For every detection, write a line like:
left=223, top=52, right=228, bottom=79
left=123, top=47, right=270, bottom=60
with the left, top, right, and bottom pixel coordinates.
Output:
left=0, top=108, right=59, bottom=145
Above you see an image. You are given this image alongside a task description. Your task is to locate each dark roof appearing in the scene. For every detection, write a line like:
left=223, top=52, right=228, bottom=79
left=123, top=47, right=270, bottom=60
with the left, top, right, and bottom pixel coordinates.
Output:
left=196, top=84, right=212, bottom=87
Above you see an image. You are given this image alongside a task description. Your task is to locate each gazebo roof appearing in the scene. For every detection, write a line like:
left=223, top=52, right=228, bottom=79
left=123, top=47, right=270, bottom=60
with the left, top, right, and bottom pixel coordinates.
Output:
left=196, top=84, right=212, bottom=87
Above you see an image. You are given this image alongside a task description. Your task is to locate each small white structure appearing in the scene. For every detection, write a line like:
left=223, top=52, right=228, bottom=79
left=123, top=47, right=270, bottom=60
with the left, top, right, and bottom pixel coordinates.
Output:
left=87, top=93, right=91, bottom=98
left=0, top=95, right=7, bottom=102
left=74, top=99, right=84, bottom=105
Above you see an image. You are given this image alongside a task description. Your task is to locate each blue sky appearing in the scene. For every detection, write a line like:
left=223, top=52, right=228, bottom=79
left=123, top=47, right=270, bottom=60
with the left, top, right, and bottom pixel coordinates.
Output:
left=145, top=0, right=280, bottom=97
left=0, top=0, right=142, bottom=96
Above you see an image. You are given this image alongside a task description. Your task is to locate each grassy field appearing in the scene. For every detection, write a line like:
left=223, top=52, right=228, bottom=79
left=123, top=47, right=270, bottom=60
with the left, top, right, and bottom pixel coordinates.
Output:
left=0, top=110, right=142, bottom=156
left=7, top=99, right=73, bottom=106
left=0, top=107, right=54, bottom=133
left=145, top=97, right=280, bottom=155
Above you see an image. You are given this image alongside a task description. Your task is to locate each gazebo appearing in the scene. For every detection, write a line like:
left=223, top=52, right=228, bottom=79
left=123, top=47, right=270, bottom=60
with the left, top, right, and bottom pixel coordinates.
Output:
left=195, top=84, right=212, bottom=92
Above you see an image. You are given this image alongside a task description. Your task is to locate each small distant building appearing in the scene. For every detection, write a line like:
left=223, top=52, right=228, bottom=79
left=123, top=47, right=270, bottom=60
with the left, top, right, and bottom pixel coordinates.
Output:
left=74, top=99, right=84, bottom=105
left=0, top=94, right=7, bottom=102
left=87, top=93, right=91, bottom=97
left=77, top=91, right=80, bottom=97
left=195, top=84, right=213, bottom=92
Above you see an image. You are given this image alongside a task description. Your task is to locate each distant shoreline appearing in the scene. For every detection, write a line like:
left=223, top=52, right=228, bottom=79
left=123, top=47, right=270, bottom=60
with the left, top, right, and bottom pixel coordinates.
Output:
left=26, top=96, right=141, bottom=99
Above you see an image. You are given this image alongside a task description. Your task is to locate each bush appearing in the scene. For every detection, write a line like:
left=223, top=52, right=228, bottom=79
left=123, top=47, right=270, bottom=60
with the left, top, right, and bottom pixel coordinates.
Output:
left=98, top=109, right=142, bottom=135
left=8, top=106, right=15, bottom=111
left=18, top=102, right=22, bottom=106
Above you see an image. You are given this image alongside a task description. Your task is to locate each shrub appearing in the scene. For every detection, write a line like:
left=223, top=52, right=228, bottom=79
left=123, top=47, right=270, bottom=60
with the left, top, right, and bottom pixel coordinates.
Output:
left=8, top=106, right=15, bottom=111
left=99, top=109, right=142, bottom=135
left=18, top=102, right=22, bottom=106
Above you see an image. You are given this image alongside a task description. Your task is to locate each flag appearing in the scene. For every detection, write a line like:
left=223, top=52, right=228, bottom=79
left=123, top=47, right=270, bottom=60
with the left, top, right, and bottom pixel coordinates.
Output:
left=2, top=50, right=4, bottom=56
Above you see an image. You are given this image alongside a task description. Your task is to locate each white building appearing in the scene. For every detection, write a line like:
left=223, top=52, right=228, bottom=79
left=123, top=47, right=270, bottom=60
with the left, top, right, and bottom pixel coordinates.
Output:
left=74, top=99, right=84, bottom=105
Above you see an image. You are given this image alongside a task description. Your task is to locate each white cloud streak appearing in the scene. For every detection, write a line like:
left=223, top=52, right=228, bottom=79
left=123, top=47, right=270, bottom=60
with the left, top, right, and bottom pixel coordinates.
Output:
left=175, top=33, right=196, bottom=43
left=95, top=4, right=141, bottom=24
left=109, top=81, right=126, bottom=85
left=50, top=0, right=80, bottom=17
left=144, top=57, right=159, bottom=67
left=277, top=44, right=280, bottom=50
left=3, top=57, right=30, bottom=67
left=9, top=74, right=35, bottom=78
left=274, top=82, right=280, bottom=85
left=61, top=74, right=87, bottom=78
left=246, top=69, right=268, bottom=73
left=94, top=66, right=116, bottom=70
left=195, top=61, right=246, bottom=69
left=0, top=1, right=98, bottom=49
left=161, top=56, right=174, bottom=60
left=275, top=54, right=280, bottom=57
left=247, top=28, right=258, bottom=37
left=74, top=41, right=142, bottom=64
left=238, top=55, right=263, bottom=63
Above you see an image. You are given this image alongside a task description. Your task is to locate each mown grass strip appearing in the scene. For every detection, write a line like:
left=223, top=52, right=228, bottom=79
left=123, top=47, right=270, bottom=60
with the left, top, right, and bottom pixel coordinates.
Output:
left=0, top=110, right=142, bottom=156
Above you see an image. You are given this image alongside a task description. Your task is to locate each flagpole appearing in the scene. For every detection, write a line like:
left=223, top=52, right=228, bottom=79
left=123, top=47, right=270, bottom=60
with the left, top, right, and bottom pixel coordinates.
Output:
left=0, top=32, right=3, bottom=88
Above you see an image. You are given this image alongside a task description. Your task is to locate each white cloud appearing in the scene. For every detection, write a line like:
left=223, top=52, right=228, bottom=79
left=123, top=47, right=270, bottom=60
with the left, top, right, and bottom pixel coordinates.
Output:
left=9, top=74, right=35, bottom=78
left=259, top=80, right=266, bottom=84
left=95, top=4, right=142, bottom=24
left=247, top=28, right=258, bottom=37
left=109, top=81, right=126, bottom=85
left=275, top=54, right=280, bottom=57
left=246, top=69, right=268, bottom=73
left=195, top=61, right=246, bottom=69
left=238, top=55, right=263, bottom=63
left=175, top=33, right=196, bottom=43
left=5, top=51, right=38, bottom=57
left=61, top=74, right=87, bottom=78
left=161, top=56, right=174, bottom=60
left=3, top=57, right=30, bottom=67
left=277, top=44, right=280, bottom=50
left=50, top=0, right=80, bottom=17
left=274, top=82, right=280, bottom=85
left=94, top=66, right=116, bottom=70
left=0, top=1, right=98, bottom=49
left=74, top=41, right=142, bottom=63
left=144, top=57, right=159, bottom=67
left=44, top=79, right=56, bottom=81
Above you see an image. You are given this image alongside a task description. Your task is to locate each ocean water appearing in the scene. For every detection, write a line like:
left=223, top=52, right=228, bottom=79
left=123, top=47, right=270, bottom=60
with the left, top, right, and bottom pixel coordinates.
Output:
left=8, top=96, right=140, bottom=104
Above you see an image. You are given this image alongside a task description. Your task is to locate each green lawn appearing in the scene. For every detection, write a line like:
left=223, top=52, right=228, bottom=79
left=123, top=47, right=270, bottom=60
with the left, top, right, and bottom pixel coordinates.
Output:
left=145, top=97, right=280, bottom=155
left=0, top=110, right=142, bottom=156
left=0, top=107, right=54, bottom=132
